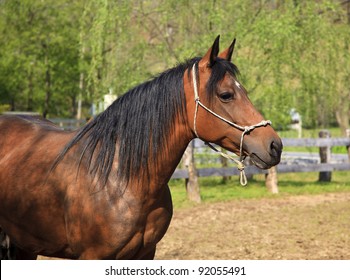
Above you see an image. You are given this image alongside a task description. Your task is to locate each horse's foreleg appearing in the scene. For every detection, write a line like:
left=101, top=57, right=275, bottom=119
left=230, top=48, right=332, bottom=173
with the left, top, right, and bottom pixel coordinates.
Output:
left=136, top=246, right=156, bottom=260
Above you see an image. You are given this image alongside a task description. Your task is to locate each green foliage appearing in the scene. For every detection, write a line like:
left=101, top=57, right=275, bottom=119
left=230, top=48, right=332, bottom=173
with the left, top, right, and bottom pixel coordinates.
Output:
left=0, top=0, right=349, bottom=130
left=0, top=0, right=82, bottom=117
left=0, top=104, right=10, bottom=113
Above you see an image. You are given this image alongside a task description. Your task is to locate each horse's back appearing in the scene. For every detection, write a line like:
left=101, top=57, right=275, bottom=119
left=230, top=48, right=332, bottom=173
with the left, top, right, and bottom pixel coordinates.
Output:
left=0, top=115, right=76, bottom=257
left=0, top=114, right=64, bottom=133
left=0, top=114, right=71, bottom=148
left=0, top=115, right=72, bottom=171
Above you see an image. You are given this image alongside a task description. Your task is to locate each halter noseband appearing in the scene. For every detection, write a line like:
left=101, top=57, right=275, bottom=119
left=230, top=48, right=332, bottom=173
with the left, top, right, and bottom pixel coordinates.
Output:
left=191, top=63, right=272, bottom=186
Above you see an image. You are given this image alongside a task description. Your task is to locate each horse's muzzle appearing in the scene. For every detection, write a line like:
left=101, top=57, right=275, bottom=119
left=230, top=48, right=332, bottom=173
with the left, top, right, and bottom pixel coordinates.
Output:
left=249, top=137, right=283, bottom=169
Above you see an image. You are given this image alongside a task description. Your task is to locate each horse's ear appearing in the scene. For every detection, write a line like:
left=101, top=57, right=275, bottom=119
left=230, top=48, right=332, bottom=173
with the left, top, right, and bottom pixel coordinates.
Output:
left=219, top=38, right=236, bottom=62
left=199, top=35, right=220, bottom=69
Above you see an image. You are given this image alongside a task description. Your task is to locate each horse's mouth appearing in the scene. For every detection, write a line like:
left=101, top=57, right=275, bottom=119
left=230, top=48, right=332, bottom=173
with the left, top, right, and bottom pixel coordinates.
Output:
left=249, top=153, right=274, bottom=169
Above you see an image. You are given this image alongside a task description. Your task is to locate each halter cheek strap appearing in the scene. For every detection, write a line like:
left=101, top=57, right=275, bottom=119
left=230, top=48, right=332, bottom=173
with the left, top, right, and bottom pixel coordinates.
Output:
left=191, top=63, right=272, bottom=186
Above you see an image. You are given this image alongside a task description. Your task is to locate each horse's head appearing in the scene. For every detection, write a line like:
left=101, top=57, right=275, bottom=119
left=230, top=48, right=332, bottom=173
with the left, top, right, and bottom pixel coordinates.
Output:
left=184, top=36, right=282, bottom=169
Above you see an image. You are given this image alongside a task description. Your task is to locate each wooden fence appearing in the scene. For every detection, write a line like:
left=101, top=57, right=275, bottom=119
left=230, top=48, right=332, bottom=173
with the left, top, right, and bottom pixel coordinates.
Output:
left=49, top=118, right=86, bottom=130
left=2, top=113, right=87, bottom=131
left=173, top=133, right=350, bottom=178
left=172, top=130, right=350, bottom=196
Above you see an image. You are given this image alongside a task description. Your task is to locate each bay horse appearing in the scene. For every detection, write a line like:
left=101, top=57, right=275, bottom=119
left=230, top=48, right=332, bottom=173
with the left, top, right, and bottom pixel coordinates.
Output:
left=0, top=36, right=282, bottom=259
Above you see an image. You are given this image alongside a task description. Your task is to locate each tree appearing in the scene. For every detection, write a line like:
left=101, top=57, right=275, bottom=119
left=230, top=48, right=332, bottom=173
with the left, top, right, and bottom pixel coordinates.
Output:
left=0, top=0, right=82, bottom=117
left=0, top=0, right=348, bottom=131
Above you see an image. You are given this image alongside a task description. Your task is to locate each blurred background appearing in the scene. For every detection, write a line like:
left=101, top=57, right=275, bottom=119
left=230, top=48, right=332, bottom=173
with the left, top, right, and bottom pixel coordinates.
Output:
left=0, top=0, right=349, bottom=134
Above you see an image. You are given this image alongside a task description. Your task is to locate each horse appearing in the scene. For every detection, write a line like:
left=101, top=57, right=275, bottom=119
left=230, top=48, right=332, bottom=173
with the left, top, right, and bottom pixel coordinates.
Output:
left=0, top=36, right=282, bottom=259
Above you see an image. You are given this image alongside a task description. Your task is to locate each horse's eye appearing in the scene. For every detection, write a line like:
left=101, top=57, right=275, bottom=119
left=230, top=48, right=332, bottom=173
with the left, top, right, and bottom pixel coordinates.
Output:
left=218, top=92, right=234, bottom=102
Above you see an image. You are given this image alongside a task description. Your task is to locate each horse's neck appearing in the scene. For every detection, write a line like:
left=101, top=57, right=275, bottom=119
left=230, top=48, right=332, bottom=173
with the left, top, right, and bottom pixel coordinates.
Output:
left=101, top=118, right=192, bottom=195
left=108, top=118, right=188, bottom=197
left=150, top=121, right=193, bottom=188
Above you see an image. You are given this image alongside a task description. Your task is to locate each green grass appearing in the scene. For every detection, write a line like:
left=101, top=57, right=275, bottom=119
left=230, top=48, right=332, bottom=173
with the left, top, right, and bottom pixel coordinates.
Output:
left=169, top=171, right=350, bottom=209
left=279, top=127, right=348, bottom=154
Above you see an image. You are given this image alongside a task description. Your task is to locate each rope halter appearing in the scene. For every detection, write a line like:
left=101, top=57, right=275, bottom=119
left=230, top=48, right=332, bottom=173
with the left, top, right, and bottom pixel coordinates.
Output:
left=191, top=63, right=272, bottom=186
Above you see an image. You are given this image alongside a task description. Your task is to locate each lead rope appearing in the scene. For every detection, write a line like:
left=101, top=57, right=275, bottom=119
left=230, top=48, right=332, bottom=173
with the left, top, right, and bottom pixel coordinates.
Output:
left=191, top=63, right=272, bottom=186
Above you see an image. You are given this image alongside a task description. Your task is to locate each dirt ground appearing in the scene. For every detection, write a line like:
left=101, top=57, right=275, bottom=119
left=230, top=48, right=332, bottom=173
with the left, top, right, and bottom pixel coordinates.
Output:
left=155, top=192, right=350, bottom=260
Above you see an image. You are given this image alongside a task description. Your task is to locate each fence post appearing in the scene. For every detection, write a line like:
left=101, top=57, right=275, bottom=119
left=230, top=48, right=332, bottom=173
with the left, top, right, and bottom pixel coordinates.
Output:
left=346, top=129, right=350, bottom=161
left=265, top=166, right=278, bottom=193
left=319, top=130, right=331, bottom=182
left=184, top=141, right=201, bottom=203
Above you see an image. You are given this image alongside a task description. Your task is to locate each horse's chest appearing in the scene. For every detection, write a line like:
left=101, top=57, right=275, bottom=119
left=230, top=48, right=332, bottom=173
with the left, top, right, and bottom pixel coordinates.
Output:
left=113, top=204, right=172, bottom=259
left=142, top=205, right=172, bottom=247
left=66, top=186, right=173, bottom=259
left=119, top=189, right=173, bottom=257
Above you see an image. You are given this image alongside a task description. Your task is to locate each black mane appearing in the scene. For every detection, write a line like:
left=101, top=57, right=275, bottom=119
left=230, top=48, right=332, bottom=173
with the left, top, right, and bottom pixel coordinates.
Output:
left=54, top=57, right=240, bottom=186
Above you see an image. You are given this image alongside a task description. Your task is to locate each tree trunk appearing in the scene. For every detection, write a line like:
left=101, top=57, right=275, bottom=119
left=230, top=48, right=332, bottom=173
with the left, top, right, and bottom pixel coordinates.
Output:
left=77, top=44, right=85, bottom=120
left=76, top=72, right=84, bottom=120
left=184, top=141, right=201, bottom=203
left=43, top=43, right=51, bottom=119
left=335, top=91, right=350, bottom=136
left=27, top=67, right=33, bottom=112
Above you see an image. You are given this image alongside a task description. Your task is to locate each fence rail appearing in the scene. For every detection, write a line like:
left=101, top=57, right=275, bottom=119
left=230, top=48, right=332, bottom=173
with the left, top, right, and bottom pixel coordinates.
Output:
left=172, top=133, right=350, bottom=180
left=172, top=162, right=350, bottom=179
left=49, top=118, right=86, bottom=130
left=282, top=137, right=350, bottom=147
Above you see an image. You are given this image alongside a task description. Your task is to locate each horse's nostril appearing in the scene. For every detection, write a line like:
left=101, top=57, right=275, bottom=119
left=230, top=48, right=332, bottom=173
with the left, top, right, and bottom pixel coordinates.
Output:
left=270, top=141, right=276, bottom=151
left=270, top=140, right=282, bottom=158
